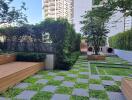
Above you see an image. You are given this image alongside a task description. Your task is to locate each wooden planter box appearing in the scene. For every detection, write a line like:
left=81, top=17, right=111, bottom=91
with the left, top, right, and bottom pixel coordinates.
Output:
left=121, top=78, right=132, bottom=100
left=0, top=54, right=16, bottom=65
left=87, top=55, right=106, bottom=60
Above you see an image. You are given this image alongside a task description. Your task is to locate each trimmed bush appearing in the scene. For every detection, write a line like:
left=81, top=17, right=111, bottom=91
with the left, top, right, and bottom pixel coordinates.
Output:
left=16, top=52, right=46, bottom=62
left=109, top=29, right=132, bottom=50
left=56, top=52, right=80, bottom=70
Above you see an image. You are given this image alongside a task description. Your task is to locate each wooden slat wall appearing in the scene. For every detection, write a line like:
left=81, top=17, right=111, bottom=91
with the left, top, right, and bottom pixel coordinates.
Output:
left=121, top=78, right=132, bottom=100
left=0, top=62, right=44, bottom=93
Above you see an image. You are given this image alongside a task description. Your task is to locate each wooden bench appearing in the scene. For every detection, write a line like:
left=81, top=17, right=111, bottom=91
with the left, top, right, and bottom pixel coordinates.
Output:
left=121, top=78, right=132, bottom=100
left=0, top=54, right=44, bottom=92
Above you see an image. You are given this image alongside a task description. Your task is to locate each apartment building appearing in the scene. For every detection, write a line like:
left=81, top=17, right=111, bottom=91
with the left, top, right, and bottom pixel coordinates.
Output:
left=42, top=0, right=74, bottom=23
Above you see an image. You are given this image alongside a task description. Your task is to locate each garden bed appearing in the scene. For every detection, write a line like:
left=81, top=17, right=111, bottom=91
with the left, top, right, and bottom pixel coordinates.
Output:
left=87, top=55, right=106, bottom=60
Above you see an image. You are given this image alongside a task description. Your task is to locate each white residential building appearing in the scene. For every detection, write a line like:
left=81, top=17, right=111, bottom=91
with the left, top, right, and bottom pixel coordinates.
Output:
left=42, top=0, right=74, bottom=24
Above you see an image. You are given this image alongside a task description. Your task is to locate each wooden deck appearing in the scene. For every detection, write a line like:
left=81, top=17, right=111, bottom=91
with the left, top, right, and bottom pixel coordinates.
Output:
left=0, top=62, right=44, bottom=92
left=121, top=78, right=132, bottom=100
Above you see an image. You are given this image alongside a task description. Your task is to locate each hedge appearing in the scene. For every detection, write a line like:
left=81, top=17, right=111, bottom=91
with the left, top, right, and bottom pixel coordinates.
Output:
left=16, top=52, right=46, bottom=62
left=109, top=29, right=132, bottom=51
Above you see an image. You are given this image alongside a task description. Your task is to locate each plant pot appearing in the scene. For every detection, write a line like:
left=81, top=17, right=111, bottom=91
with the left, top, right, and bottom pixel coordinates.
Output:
left=87, top=55, right=106, bottom=60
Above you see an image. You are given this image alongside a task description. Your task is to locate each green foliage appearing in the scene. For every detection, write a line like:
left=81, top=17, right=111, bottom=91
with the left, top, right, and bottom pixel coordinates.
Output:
left=16, top=52, right=46, bottom=62
left=104, top=85, right=121, bottom=92
left=0, top=0, right=27, bottom=25
left=32, top=92, right=53, bottom=100
left=81, top=6, right=113, bottom=55
left=89, top=90, right=108, bottom=99
left=89, top=79, right=101, bottom=84
left=106, top=0, right=132, bottom=16
left=0, top=18, right=80, bottom=70
left=109, top=29, right=132, bottom=50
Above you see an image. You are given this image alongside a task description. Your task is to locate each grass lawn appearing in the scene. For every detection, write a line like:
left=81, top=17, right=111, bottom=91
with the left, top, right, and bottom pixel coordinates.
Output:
left=0, top=55, right=129, bottom=100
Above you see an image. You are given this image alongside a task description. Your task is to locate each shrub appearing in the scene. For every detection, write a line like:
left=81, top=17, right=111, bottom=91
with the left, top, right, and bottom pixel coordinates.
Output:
left=109, top=29, right=132, bottom=50
left=56, top=52, right=80, bottom=70
left=16, top=52, right=46, bottom=62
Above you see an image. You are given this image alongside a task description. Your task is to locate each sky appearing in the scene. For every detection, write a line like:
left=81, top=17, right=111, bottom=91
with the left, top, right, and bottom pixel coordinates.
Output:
left=12, top=0, right=43, bottom=24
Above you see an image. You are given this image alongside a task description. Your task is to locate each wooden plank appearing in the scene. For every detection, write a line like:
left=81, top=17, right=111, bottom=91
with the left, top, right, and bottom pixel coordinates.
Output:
left=0, top=62, right=44, bottom=93
left=121, top=78, right=132, bottom=100
left=0, top=54, right=16, bottom=65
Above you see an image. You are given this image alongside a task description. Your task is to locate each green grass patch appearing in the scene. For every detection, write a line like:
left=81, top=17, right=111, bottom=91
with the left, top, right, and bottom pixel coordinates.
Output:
left=56, top=86, right=73, bottom=94
left=43, top=75, right=54, bottom=80
left=70, top=96, right=89, bottom=100
left=104, top=85, right=121, bottom=92
left=115, top=81, right=121, bottom=86
left=78, top=75, right=88, bottom=79
left=89, top=79, right=101, bottom=84
left=100, top=76, right=113, bottom=80
left=79, top=68, right=89, bottom=72
left=27, top=83, right=44, bottom=91
left=89, top=90, right=108, bottom=99
left=98, top=67, right=132, bottom=76
left=1, top=88, right=23, bottom=98
left=38, top=71, right=49, bottom=75
left=75, top=83, right=88, bottom=89
left=90, top=64, right=98, bottom=74
left=23, top=77, right=38, bottom=84
left=64, top=77, right=76, bottom=82
left=57, top=72, right=67, bottom=76
left=69, top=70, right=79, bottom=74
left=46, top=80, right=62, bottom=86
left=98, top=68, right=107, bottom=75
left=31, top=91, right=53, bottom=100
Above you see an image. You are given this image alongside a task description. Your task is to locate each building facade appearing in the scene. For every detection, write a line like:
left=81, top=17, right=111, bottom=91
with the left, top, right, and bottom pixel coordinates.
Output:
left=42, top=0, right=74, bottom=23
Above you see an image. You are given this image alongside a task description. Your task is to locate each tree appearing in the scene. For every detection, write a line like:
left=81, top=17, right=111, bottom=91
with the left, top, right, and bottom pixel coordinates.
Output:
left=0, top=0, right=27, bottom=25
left=81, top=6, right=112, bottom=55
left=105, top=0, right=132, bottom=16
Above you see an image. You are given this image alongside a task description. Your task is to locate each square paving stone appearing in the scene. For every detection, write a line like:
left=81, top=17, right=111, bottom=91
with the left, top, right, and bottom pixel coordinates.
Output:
left=0, top=97, right=10, bottom=100
left=79, top=72, right=89, bottom=75
left=61, top=81, right=75, bottom=87
left=67, top=74, right=77, bottom=78
left=36, top=79, right=48, bottom=84
left=53, top=76, right=64, bottom=81
left=77, top=78, right=88, bottom=83
left=41, top=85, right=57, bottom=93
left=90, top=75, right=100, bottom=80
left=100, top=62, right=107, bottom=64
left=14, top=83, right=31, bottom=89
left=102, top=80, right=115, bottom=86
left=107, top=92, right=126, bottom=100
left=15, top=90, right=37, bottom=100
left=51, top=94, right=70, bottom=100
left=89, top=84, right=104, bottom=90
left=32, top=74, right=43, bottom=79
left=112, top=76, right=123, bottom=81
left=48, top=72, right=57, bottom=76
left=72, top=88, right=89, bottom=97
left=89, top=98, right=98, bottom=100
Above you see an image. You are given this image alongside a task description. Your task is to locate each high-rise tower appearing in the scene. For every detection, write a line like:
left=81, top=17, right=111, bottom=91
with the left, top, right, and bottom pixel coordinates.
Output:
left=42, top=0, right=74, bottom=24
